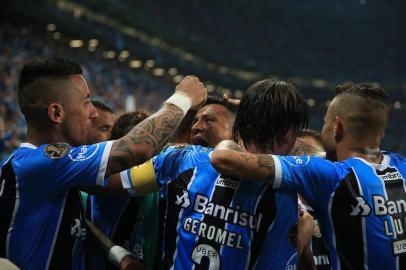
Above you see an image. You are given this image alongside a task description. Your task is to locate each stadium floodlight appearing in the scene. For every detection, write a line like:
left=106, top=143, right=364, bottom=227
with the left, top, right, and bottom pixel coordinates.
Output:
left=52, top=32, right=61, bottom=40
left=152, top=68, right=165, bottom=77
left=394, top=101, right=401, bottom=110
left=129, top=60, right=142, bottom=69
left=235, top=90, right=243, bottom=98
left=47, top=24, right=56, bottom=31
left=89, top=39, right=99, bottom=47
left=168, top=68, right=178, bottom=76
left=144, top=60, right=155, bottom=69
left=173, top=75, right=183, bottom=83
left=102, top=51, right=116, bottom=59
left=69, top=40, right=83, bottom=48
left=308, top=98, right=316, bottom=107
left=206, top=84, right=215, bottom=92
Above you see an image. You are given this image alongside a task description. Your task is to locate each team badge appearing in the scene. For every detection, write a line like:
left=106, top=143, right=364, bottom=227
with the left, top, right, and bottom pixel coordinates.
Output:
left=44, top=143, right=70, bottom=159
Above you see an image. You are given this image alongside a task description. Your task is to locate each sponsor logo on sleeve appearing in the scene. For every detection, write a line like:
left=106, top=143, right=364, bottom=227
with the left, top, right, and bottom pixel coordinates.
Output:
left=69, top=144, right=99, bottom=161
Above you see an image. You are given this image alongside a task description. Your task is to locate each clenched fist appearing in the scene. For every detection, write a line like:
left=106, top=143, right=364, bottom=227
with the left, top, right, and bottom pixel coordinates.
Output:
left=175, top=76, right=207, bottom=109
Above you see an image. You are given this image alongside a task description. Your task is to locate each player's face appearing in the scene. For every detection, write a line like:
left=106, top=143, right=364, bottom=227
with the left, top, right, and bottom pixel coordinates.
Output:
left=190, top=104, right=233, bottom=148
left=87, top=108, right=115, bottom=144
left=61, top=75, right=98, bottom=146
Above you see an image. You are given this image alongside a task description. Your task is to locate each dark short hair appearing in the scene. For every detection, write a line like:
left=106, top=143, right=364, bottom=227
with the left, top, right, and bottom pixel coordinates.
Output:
left=205, top=95, right=238, bottom=114
left=17, top=57, right=83, bottom=123
left=337, top=84, right=390, bottom=106
left=333, top=84, right=390, bottom=139
left=91, top=97, right=114, bottom=114
left=233, top=79, right=308, bottom=150
left=335, top=81, right=354, bottom=95
left=110, top=111, right=151, bottom=140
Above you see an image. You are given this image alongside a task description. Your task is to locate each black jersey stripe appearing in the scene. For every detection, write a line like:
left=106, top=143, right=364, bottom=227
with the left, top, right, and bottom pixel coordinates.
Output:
left=105, top=198, right=136, bottom=270
left=248, top=185, right=276, bottom=269
left=194, top=175, right=238, bottom=270
left=0, top=157, right=17, bottom=257
left=331, top=170, right=365, bottom=270
left=377, top=167, right=406, bottom=268
left=162, top=169, right=195, bottom=269
left=48, top=189, right=85, bottom=270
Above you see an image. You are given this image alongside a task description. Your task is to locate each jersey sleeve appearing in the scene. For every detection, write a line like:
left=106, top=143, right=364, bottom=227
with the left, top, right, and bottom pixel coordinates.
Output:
left=121, top=145, right=211, bottom=196
left=271, top=155, right=345, bottom=207
left=24, top=142, right=113, bottom=195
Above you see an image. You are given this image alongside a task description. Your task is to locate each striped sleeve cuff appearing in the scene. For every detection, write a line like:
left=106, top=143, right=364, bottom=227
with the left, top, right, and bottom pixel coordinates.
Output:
left=271, top=155, right=282, bottom=189
left=120, top=170, right=137, bottom=197
left=96, top=141, right=113, bottom=186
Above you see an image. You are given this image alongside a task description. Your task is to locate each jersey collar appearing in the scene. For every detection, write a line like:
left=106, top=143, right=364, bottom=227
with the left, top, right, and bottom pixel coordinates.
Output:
left=20, top=142, right=38, bottom=149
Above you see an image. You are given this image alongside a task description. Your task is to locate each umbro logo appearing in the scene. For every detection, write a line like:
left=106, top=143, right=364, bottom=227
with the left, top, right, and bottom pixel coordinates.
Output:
left=350, top=197, right=371, bottom=216
left=71, top=219, right=86, bottom=240
left=176, top=190, right=191, bottom=208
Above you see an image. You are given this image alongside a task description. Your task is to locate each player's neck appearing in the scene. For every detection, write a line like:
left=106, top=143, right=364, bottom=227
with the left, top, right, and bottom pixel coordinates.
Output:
left=26, top=128, right=67, bottom=147
left=337, top=140, right=383, bottom=164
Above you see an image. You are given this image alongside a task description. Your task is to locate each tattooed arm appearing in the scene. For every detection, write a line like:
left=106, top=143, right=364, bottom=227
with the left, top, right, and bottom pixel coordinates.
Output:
left=210, top=140, right=277, bottom=184
left=290, top=139, right=325, bottom=157
left=105, top=76, right=207, bottom=176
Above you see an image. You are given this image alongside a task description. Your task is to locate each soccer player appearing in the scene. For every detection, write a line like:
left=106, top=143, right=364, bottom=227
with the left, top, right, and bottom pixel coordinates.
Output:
left=211, top=84, right=406, bottom=270
left=0, top=57, right=207, bottom=270
left=88, top=111, right=151, bottom=270
left=87, top=97, right=116, bottom=144
left=120, top=80, right=308, bottom=269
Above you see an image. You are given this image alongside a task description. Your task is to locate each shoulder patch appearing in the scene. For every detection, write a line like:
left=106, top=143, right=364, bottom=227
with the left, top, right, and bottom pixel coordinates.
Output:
left=44, top=143, right=70, bottom=159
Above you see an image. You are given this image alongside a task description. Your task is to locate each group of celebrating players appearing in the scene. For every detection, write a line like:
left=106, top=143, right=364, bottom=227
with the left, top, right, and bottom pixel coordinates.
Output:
left=0, top=57, right=405, bottom=270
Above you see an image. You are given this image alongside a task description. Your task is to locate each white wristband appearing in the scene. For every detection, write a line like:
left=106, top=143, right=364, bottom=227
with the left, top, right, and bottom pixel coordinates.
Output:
left=164, top=92, right=192, bottom=115
left=107, top=245, right=134, bottom=267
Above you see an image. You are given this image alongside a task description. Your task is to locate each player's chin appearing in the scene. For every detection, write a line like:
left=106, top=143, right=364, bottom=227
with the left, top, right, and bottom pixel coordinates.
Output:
left=191, top=137, right=209, bottom=147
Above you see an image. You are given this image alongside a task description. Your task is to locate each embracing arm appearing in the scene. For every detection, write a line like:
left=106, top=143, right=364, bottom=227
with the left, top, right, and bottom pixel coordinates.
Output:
left=105, top=76, right=207, bottom=176
left=210, top=140, right=278, bottom=185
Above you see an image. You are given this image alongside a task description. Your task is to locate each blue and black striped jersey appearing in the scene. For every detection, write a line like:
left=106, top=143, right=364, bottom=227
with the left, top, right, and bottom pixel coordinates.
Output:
left=124, top=145, right=298, bottom=269
left=0, top=141, right=112, bottom=270
left=273, top=152, right=406, bottom=270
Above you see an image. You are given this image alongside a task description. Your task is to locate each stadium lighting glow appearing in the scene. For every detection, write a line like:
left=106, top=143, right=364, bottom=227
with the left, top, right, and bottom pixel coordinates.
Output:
left=144, top=60, right=155, bottom=69
left=312, top=79, right=327, bottom=88
left=218, top=66, right=228, bottom=74
left=394, top=101, right=401, bottom=109
left=102, top=51, right=116, bottom=59
left=235, top=90, right=243, bottom=98
left=173, top=75, right=183, bottom=83
left=88, top=46, right=96, bottom=52
left=69, top=40, right=83, bottom=48
left=52, top=32, right=61, bottom=40
left=47, top=24, right=56, bottom=31
left=168, top=68, right=178, bottom=76
left=206, top=84, right=215, bottom=92
left=152, top=68, right=165, bottom=77
left=129, top=60, right=142, bottom=68
left=89, top=39, right=99, bottom=47
left=118, top=51, right=130, bottom=62
left=308, top=98, right=316, bottom=107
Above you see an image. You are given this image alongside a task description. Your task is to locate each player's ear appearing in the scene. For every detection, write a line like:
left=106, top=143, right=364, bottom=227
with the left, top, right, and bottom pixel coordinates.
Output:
left=48, top=103, right=65, bottom=124
left=333, top=116, right=343, bottom=143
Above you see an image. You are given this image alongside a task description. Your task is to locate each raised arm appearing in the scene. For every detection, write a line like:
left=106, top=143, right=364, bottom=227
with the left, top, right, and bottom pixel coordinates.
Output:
left=210, top=140, right=278, bottom=184
left=105, top=76, right=207, bottom=176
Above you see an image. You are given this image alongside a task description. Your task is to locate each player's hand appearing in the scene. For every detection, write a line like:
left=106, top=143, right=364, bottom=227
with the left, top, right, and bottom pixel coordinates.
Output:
left=223, top=93, right=240, bottom=106
left=297, top=211, right=315, bottom=250
left=175, top=76, right=207, bottom=109
left=119, top=255, right=144, bottom=270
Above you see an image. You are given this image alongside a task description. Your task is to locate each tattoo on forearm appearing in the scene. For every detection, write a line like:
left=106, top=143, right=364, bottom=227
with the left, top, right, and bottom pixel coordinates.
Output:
left=257, top=155, right=276, bottom=183
left=290, top=140, right=319, bottom=156
left=107, top=104, right=184, bottom=175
